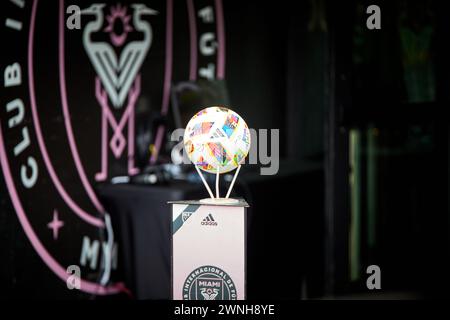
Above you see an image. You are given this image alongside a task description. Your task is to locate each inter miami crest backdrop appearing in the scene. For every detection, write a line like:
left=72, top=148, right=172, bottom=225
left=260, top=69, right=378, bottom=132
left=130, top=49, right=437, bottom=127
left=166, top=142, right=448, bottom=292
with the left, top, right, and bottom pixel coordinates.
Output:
left=0, top=0, right=226, bottom=298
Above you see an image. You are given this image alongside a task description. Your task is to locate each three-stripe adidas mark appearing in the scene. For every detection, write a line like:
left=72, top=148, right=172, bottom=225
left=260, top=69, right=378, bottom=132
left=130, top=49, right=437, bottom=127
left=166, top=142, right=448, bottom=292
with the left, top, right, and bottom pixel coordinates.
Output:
left=201, top=214, right=218, bottom=226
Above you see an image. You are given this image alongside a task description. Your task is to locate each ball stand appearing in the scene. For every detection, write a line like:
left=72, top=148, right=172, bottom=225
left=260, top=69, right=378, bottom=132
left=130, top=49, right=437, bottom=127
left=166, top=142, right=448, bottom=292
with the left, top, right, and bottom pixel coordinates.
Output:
left=195, top=165, right=242, bottom=205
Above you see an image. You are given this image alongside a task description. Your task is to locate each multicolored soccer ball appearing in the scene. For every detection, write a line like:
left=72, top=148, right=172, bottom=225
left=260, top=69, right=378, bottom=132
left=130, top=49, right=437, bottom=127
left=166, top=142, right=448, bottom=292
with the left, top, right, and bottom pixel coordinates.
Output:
left=184, top=106, right=251, bottom=174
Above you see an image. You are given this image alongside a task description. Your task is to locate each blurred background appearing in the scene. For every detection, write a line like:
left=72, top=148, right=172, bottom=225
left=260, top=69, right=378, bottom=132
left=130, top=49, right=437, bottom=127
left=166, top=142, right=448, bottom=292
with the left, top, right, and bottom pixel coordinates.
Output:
left=0, top=0, right=448, bottom=299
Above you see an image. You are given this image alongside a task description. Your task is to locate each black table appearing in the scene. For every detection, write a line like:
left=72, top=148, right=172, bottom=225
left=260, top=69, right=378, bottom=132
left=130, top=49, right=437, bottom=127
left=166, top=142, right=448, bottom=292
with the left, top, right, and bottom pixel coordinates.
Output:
left=98, top=181, right=206, bottom=299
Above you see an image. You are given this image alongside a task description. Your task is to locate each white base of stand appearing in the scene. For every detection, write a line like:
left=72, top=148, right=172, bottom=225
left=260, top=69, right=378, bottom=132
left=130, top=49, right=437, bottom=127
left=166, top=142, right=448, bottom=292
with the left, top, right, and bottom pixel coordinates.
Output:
left=199, top=198, right=240, bottom=205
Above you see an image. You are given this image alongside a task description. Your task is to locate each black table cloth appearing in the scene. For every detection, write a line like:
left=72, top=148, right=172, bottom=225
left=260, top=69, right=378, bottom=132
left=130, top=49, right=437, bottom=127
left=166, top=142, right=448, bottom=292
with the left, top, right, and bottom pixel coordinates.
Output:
left=97, top=181, right=206, bottom=299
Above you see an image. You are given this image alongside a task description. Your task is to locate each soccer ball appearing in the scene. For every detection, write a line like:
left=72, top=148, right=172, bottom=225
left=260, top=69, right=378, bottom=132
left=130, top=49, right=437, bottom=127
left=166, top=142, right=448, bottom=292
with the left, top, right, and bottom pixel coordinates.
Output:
left=184, top=106, right=251, bottom=174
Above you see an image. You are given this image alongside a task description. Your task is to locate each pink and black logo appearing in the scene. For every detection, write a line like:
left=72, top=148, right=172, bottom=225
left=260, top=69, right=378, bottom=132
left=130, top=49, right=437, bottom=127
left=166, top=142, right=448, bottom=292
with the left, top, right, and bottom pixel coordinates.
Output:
left=0, top=0, right=225, bottom=296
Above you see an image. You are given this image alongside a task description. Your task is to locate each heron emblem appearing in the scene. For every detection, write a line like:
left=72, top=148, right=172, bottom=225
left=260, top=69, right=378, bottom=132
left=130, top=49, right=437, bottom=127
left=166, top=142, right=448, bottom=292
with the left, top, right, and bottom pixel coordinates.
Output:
left=200, top=288, right=219, bottom=300
left=81, top=3, right=157, bottom=180
left=82, top=3, right=157, bottom=108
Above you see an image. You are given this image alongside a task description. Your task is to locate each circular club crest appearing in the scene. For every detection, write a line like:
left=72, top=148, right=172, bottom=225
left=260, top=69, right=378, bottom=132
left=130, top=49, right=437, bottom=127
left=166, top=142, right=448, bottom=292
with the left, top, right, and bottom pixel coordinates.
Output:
left=183, top=265, right=237, bottom=300
left=0, top=0, right=226, bottom=296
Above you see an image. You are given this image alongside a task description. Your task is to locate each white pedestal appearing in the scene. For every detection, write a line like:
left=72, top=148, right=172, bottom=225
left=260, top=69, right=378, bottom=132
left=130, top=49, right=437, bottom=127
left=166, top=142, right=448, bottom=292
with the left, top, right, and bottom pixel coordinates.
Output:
left=170, top=199, right=248, bottom=300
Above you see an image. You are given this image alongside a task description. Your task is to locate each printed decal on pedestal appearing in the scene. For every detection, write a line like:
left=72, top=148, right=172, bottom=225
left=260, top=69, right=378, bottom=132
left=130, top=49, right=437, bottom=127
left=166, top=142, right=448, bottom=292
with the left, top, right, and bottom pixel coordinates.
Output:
left=183, top=265, right=237, bottom=300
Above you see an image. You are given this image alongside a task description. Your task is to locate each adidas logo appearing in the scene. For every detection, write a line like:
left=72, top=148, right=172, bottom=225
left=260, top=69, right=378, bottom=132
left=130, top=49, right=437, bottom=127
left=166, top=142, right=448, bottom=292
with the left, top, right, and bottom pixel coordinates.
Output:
left=201, top=214, right=218, bottom=226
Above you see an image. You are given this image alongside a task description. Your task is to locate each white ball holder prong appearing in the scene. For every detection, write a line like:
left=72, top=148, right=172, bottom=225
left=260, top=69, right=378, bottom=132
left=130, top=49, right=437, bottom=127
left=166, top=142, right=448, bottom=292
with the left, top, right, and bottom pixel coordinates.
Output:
left=195, top=165, right=242, bottom=205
